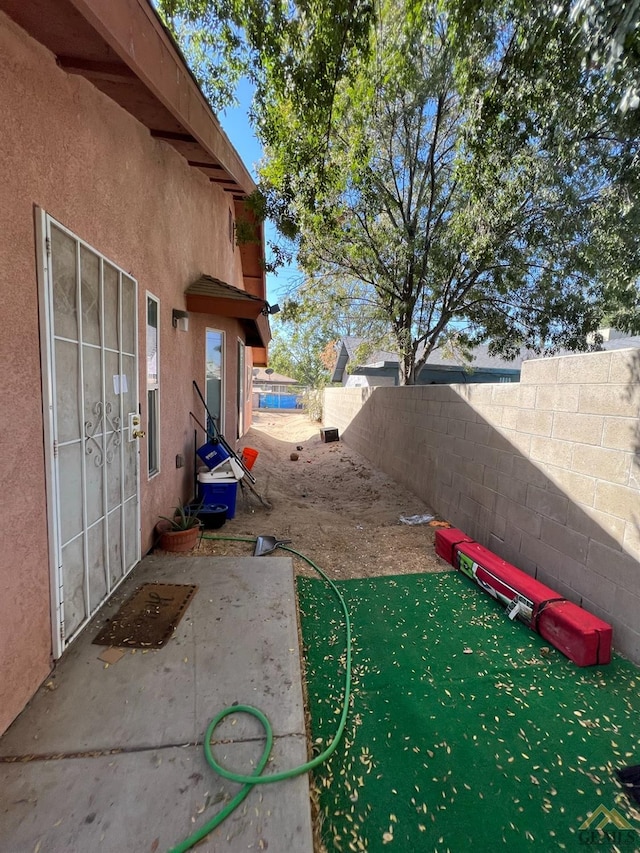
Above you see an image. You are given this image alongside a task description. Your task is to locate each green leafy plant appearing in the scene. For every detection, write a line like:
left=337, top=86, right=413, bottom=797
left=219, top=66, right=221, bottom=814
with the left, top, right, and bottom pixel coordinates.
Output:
left=158, top=499, right=202, bottom=531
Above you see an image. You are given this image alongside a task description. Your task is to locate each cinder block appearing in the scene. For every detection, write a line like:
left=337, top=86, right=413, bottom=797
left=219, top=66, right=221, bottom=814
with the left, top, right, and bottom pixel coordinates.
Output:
left=587, top=540, right=640, bottom=590
left=526, top=484, right=568, bottom=523
left=594, top=481, right=638, bottom=522
left=446, top=418, right=466, bottom=438
left=608, top=349, right=640, bottom=384
left=573, top=568, right=616, bottom=612
left=489, top=427, right=515, bottom=452
left=495, top=493, right=511, bottom=520
left=459, top=457, right=485, bottom=484
left=453, top=436, right=477, bottom=460
left=494, top=534, right=523, bottom=568
left=519, top=531, right=585, bottom=591
left=518, top=384, right=538, bottom=408
left=491, top=384, right=520, bottom=404
left=516, top=408, right=553, bottom=436
left=509, top=430, right=533, bottom=455
left=474, top=444, right=499, bottom=471
left=466, top=480, right=497, bottom=513
left=490, top=514, right=506, bottom=540
left=465, top=421, right=491, bottom=445
left=535, top=384, right=580, bottom=412
left=498, top=472, right=528, bottom=504
left=507, top=501, right=542, bottom=537
left=483, top=467, right=499, bottom=492
left=556, top=352, right=611, bottom=385
left=552, top=411, right=603, bottom=445
left=613, top=585, right=640, bottom=632
left=566, top=502, right=626, bottom=543
left=536, top=571, right=576, bottom=604
left=459, top=493, right=482, bottom=522
left=546, top=465, right=596, bottom=506
left=572, top=444, right=630, bottom=485
left=497, top=451, right=515, bottom=475
left=623, top=521, right=640, bottom=559
left=610, top=623, right=640, bottom=663
left=512, top=456, right=549, bottom=487
left=520, top=357, right=559, bottom=384
left=541, top=517, right=589, bottom=562
left=445, top=401, right=479, bottom=422
left=466, top=385, right=494, bottom=406
left=530, top=435, right=573, bottom=469
left=579, top=385, right=639, bottom=417
left=501, top=406, right=519, bottom=430
left=602, top=417, right=638, bottom=451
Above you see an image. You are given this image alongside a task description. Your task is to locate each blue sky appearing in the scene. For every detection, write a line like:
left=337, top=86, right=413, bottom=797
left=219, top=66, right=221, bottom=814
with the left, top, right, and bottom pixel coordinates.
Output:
left=219, top=80, right=299, bottom=305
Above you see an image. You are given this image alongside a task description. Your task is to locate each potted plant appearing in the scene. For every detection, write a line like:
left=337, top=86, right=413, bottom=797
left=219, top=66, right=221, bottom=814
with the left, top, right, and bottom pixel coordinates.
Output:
left=156, top=499, right=202, bottom=553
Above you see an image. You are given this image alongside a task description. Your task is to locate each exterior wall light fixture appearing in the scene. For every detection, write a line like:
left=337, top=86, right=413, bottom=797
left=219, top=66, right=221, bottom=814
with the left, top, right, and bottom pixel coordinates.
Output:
left=172, top=309, right=189, bottom=332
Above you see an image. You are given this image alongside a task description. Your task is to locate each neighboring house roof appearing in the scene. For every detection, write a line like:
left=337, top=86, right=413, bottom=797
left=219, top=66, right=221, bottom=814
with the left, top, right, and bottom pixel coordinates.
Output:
left=333, top=330, right=640, bottom=384
left=332, top=336, right=523, bottom=383
left=597, top=334, right=640, bottom=351
left=252, top=368, right=299, bottom=384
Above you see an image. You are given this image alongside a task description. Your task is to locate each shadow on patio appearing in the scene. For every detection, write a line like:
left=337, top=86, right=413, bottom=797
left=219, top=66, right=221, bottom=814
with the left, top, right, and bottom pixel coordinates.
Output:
left=0, top=554, right=313, bottom=853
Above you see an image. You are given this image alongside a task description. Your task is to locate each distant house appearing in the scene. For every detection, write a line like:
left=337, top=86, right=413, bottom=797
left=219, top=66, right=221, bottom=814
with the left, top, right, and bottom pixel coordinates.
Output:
left=252, top=368, right=303, bottom=409
left=331, top=337, right=523, bottom=386
left=331, top=331, right=640, bottom=388
left=591, top=329, right=640, bottom=352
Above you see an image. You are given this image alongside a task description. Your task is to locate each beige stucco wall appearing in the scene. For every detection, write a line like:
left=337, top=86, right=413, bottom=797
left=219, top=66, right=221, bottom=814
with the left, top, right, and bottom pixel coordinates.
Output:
left=324, top=349, right=640, bottom=662
left=0, top=13, right=252, bottom=733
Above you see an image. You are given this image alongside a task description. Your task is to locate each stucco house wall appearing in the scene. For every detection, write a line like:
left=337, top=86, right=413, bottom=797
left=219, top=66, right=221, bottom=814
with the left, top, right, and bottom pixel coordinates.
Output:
left=0, top=11, right=261, bottom=733
left=324, top=349, right=640, bottom=662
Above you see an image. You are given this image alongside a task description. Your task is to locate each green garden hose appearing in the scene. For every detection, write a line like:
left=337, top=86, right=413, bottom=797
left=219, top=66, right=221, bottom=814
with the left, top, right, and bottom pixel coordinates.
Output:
left=168, top=536, right=352, bottom=853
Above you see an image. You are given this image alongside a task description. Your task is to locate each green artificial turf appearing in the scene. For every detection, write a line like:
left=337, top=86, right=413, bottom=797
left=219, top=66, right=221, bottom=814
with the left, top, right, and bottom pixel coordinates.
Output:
left=297, top=570, right=640, bottom=853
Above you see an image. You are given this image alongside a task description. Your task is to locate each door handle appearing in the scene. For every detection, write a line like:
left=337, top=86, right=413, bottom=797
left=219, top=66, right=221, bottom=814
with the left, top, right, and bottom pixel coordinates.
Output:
left=133, top=430, right=146, bottom=439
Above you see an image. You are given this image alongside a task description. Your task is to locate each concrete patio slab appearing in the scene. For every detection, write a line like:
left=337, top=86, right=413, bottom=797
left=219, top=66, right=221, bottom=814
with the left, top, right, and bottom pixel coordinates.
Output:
left=0, top=737, right=311, bottom=853
left=0, top=555, right=313, bottom=852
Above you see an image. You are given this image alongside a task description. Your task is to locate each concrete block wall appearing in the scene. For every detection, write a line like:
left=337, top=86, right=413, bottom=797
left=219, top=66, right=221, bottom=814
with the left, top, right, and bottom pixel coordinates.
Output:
left=324, top=348, right=640, bottom=661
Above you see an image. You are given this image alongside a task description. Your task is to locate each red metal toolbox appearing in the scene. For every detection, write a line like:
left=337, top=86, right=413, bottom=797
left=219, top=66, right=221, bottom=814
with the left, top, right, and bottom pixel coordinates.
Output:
left=536, top=599, right=612, bottom=666
left=434, top=528, right=474, bottom=566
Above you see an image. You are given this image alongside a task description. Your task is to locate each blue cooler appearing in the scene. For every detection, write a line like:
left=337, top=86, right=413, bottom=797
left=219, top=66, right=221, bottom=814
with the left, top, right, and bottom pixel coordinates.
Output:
left=197, top=441, right=231, bottom=471
left=197, top=473, right=238, bottom=519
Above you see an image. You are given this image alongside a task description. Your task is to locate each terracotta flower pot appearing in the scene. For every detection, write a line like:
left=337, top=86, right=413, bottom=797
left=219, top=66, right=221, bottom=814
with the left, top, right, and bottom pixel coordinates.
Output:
left=156, top=521, right=201, bottom=553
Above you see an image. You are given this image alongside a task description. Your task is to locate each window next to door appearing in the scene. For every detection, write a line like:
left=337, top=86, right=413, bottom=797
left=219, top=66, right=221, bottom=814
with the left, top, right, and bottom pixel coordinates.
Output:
left=147, top=294, right=160, bottom=476
left=206, top=329, right=224, bottom=434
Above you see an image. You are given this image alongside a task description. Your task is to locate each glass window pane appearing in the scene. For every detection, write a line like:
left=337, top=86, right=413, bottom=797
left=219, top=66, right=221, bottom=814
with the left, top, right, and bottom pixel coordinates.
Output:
left=147, top=297, right=158, bottom=386
left=103, top=263, right=119, bottom=351
left=206, top=330, right=223, bottom=430
left=148, top=388, right=159, bottom=476
left=51, top=225, right=78, bottom=341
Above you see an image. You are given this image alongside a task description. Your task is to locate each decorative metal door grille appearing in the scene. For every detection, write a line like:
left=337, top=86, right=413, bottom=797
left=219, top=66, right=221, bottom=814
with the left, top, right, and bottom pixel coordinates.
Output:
left=39, top=213, right=140, bottom=655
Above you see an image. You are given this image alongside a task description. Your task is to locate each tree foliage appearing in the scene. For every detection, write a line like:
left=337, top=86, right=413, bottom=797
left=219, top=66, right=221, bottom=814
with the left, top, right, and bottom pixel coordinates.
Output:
left=266, top=318, right=333, bottom=387
left=277, top=0, right=640, bottom=382
left=161, top=0, right=640, bottom=384
left=569, top=0, right=640, bottom=112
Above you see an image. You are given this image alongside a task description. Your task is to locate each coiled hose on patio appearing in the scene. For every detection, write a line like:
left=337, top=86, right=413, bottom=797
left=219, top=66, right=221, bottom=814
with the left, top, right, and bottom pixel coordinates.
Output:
left=168, top=535, right=352, bottom=853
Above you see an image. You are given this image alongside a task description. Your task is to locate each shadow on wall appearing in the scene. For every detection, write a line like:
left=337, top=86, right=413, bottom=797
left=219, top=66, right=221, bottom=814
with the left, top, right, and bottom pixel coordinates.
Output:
left=329, top=356, right=640, bottom=663
left=627, top=349, right=640, bottom=537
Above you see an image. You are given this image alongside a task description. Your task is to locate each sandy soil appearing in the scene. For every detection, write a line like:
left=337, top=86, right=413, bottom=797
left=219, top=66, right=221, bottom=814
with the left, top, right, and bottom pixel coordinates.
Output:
left=187, top=411, right=449, bottom=578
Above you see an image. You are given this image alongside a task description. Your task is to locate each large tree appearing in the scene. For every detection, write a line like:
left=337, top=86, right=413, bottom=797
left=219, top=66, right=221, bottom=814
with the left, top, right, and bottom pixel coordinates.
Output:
left=161, top=0, right=640, bottom=384
left=273, top=1, right=640, bottom=382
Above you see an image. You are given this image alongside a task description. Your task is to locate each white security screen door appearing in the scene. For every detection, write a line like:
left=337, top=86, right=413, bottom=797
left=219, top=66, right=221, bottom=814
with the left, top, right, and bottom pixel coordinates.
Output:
left=38, top=213, right=140, bottom=657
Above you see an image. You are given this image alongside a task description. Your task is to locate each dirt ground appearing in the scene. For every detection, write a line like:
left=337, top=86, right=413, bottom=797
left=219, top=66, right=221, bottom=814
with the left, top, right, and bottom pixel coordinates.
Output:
left=187, top=411, right=449, bottom=579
